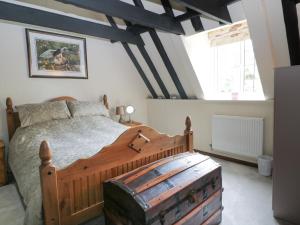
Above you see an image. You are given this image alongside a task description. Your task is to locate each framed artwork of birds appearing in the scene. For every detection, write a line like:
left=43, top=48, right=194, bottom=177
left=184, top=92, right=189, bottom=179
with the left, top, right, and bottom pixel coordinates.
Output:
left=26, top=29, right=88, bottom=79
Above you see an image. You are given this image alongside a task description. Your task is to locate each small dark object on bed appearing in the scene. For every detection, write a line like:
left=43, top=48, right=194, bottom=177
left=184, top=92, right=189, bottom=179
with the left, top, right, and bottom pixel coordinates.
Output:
left=104, top=152, right=223, bottom=225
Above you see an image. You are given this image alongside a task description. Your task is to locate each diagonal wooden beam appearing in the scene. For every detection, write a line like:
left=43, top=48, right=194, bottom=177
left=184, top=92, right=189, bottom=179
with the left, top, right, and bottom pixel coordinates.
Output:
left=137, top=44, right=171, bottom=99
left=148, top=30, right=188, bottom=99
left=174, top=0, right=232, bottom=24
left=106, top=16, right=158, bottom=98
left=57, top=0, right=185, bottom=35
left=134, top=0, right=188, bottom=99
left=281, top=0, right=300, bottom=65
left=122, top=43, right=158, bottom=98
left=161, top=0, right=175, bottom=17
left=190, top=16, right=204, bottom=32
left=175, top=10, right=200, bottom=22
left=0, top=1, right=143, bottom=45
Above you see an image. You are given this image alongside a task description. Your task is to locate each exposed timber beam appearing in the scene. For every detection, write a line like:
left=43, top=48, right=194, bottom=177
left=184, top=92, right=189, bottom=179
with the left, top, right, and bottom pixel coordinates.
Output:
left=134, top=0, right=188, bottom=99
left=175, top=10, right=199, bottom=22
left=122, top=43, right=158, bottom=98
left=106, top=15, right=158, bottom=98
left=174, top=0, right=232, bottom=24
left=148, top=30, right=188, bottom=99
left=137, top=44, right=171, bottom=99
left=124, top=22, right=170, bottom=98
left=0, top=1, right=143, bottom=45
left=190, top=16, right=204, bottom=32
left=161, top=0, right=175, bottom=17
left=57, top=0, right=185, bottom=35
left=281, top=0, right=300, bottom=65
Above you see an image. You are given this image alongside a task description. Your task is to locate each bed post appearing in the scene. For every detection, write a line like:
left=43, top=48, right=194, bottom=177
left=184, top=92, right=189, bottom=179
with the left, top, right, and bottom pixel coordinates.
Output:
left=39, top=141, right=60, bottom=225
left=6, top=97, right=15, bottom=141
left=184, top=116, right=194, bottom=152
left=103, top=95, right=109, bottom=109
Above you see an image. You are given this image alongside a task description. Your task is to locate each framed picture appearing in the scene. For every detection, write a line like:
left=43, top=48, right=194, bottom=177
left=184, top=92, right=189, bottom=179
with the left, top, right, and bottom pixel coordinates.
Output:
left=26, top=29, right=88, bottom=79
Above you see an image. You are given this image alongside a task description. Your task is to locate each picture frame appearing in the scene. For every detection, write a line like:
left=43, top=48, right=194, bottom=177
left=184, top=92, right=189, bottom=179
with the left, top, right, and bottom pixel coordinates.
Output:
left=26, top=29, right=88, bottom=79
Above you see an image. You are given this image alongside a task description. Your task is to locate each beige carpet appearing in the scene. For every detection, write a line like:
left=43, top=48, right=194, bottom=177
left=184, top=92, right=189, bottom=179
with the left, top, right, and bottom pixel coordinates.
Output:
left=0, top=184, right=25, bottom=225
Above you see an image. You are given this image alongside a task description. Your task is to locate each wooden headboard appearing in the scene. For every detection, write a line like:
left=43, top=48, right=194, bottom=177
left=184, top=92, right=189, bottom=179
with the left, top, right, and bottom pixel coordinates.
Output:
left=6, top=95, right=109, bottom=141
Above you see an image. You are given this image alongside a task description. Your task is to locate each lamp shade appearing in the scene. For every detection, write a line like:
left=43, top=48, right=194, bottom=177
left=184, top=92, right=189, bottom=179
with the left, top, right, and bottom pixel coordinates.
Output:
left=116, top=106, right=125, bottom=115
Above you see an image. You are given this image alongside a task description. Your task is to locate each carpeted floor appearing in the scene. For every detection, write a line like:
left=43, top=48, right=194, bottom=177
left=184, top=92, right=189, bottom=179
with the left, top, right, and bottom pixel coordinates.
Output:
left=0, top=158, right=294, bottom=225
left=0, top=184, right=25, bottom=225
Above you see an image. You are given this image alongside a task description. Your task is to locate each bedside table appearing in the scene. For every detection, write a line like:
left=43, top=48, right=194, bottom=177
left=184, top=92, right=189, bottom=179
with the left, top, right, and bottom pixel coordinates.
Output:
left=0, top=140, right=7, bottom=186
left=121, top=121, right=142, bottom=128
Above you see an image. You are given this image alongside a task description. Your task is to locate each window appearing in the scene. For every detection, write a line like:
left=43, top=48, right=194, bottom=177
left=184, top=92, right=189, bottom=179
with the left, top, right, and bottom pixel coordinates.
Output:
left=183, top=21, right=264, bottom=100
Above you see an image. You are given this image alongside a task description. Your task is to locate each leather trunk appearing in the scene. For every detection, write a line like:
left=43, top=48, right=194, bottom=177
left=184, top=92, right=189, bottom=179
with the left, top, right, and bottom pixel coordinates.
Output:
left=104, top=152, right=222, bottom=225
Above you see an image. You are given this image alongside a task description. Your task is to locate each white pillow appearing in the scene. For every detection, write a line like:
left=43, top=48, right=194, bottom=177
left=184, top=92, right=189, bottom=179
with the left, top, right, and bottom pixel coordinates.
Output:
left=16, top=100, right=71, bottom=127
left=67, top=100, right=109, bottom=118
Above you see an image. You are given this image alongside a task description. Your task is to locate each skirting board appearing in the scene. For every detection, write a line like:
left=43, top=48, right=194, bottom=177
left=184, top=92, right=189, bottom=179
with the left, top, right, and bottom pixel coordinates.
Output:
left=195, top=149, right=258, bottom=168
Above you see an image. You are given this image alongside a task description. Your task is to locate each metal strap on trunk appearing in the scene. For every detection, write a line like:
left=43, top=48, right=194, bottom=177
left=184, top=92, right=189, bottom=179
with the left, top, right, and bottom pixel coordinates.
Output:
left=123, top=153, right=191, bottom=185
left=134, top=156, right=209, bottom=194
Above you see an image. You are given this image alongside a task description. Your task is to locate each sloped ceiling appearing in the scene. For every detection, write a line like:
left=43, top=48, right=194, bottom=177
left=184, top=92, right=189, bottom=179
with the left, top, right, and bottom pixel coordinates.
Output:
left=4, top=0, right=291, bottom=100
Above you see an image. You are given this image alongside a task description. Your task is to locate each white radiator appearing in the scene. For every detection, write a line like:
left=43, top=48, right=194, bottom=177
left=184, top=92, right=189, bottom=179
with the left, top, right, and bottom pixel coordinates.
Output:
left=212, top=115, right=263, bottom=158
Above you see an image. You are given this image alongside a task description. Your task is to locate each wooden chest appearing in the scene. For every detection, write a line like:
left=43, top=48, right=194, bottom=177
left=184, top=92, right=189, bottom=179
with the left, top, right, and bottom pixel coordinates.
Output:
left=104, top=152, right=222, bottom=225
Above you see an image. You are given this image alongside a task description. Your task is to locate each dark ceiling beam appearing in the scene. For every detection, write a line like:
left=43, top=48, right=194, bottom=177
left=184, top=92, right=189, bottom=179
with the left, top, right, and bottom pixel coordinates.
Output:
left=0, top=1, right=143, bottom=45
left=175, top=10, right=199, bottom=22
left=148, top=30, right=188, bottom=99
left=190, top=16, right=204, bottom=32
left=281, top=0, right=300, bottom=65
left=161, top=0, right=175, bottom=17
left=57, top=0, right=185, bottom=35
left=123, top=43, right=158, bottom=98
left=134, top=0, right=188, bottom=99
left=174, top=0, right=232, bottom=24
left=117, top=18, right=170, bottom=98
left=137, top=44, right=171, bottom=99
left=106, top=16, right=158, bottom=98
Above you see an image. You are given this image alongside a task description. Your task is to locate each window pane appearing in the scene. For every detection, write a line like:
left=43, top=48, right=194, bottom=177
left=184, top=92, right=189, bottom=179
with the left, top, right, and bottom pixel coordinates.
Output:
left=182, top=21, right=265, bottom=100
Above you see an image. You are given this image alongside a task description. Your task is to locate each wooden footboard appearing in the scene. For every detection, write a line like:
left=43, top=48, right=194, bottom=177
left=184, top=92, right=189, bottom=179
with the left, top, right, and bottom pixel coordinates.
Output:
left=39, top=117, right=194, bottom=225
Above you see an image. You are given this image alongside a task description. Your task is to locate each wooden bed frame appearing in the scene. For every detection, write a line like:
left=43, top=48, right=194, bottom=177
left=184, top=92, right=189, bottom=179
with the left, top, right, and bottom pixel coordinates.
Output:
left=6, top=95, right=194, bottom=225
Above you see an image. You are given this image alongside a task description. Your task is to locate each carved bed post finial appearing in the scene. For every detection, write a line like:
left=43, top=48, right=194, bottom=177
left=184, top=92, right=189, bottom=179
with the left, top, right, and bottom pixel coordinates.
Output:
left=184, top=116, right=194, bottom=152
left=39, top=141, right=52, bottom=167
left=103, top=95, right=109, bottom=109
left=6, top=97, right=16, bottom=141
left=6, top=97, right=13, bottom=113
left=185, top=116, right=192, bottom=133
left=39, top=140, right=60, bottom=225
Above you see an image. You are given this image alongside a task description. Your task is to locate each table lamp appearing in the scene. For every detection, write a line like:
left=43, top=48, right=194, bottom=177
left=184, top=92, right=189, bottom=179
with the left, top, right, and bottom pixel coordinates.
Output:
left=116, top=106, right=125, bottom=123
left=125, top=105, right=135, bottom=123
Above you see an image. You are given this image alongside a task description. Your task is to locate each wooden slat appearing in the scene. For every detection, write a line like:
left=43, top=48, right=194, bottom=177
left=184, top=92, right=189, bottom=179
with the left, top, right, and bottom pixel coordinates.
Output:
left=73, top=179, right=82, bottom=212
left=88, top=175, right=96, bottom=206
left=81, top=177, right=89, bottom=209
left=95, top=173, right=101, bottom=203
left=135, top=156, right=209, bottom=194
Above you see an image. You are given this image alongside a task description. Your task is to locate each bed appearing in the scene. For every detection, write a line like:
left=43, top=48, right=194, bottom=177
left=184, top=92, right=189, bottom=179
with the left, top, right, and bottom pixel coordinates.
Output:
left=6, top=95, right=194, bottom=225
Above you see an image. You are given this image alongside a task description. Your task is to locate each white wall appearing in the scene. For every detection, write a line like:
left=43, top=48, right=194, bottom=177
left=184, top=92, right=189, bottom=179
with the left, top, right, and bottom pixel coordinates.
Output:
left=147, top=99, right=274, bottom=163
left=0, top=21, right=149, bottom=145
